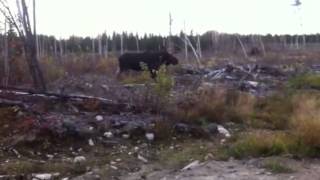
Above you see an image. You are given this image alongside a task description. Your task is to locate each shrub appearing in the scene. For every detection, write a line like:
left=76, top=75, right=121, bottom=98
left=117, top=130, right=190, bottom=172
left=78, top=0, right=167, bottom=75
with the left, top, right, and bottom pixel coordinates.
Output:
left=41, top=57, right=66, bottom=82
left=288, top=73, right=320, bottom=89
left=124, top=64, right=175, bottom=114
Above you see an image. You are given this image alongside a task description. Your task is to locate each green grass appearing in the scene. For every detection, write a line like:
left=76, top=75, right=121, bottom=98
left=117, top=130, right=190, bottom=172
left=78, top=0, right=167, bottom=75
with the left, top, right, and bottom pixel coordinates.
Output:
left=158, top=140, right=213, bottom=168
left=288, top=73, right=320, bottom=89
left=263, top=159, right=294, bottom=174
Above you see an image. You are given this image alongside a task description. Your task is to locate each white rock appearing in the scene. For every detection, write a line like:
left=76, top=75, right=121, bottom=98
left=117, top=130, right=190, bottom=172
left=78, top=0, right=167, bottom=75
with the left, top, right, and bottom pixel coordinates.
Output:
left=89, top=126, right=94, bottom=131
left=32, top=173, right=59, bottom=180
left=62, top=178, right=69, bottom=180
left=73, top=156, right=86, bottom=163
left=181, top=160, right=200, bottom=171
left=145, top=133, right=155, bottom=141
left=247, top=81, right=259, bottom=87
left=46, top=154, right=54, bottom=159
left=122, top=134, right=130, bottom=139
left=217, top=125, right=231, bottom=138
left=137, top=154, right=148, bottom=163
left=110, top=165, right=118, bottom=170
left=88, top=139, right=95, bottom=146
left=95, top=115, right=104, bottom=121
left=104, top=132, right=113, bottom=138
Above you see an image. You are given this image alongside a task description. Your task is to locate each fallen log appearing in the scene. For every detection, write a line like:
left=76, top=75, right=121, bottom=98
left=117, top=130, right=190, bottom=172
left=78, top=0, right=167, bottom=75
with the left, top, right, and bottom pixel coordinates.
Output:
left=0, top=86, right=133, bottom=113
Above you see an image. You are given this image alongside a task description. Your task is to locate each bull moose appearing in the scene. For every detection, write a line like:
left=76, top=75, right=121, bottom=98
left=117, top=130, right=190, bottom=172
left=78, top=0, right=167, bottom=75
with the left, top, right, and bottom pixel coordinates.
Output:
left=118, top=51, right=179, bottom=78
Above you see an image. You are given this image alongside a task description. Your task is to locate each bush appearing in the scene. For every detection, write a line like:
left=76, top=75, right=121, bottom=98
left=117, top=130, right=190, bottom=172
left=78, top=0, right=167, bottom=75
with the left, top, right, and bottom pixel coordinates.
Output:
left=288, top=73, right=320, bottom=89
left=41, top=57, right=66, bottom=81
left=125, top=64, right=175, bottom=114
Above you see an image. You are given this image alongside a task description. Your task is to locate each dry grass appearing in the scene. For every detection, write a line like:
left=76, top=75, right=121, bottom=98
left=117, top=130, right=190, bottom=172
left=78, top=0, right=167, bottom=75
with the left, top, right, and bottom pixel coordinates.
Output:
left=1, top=55, right=119, bottom=86
left=251, top=93, right=293, bottom=129
left=290, top=92, right=320, bottom=147
left=226, top=131, right=295, bottom=159
left=222, top=91, right=320, bottom=159
left=172, top=87, right=256, bottom=124
left=262, top=159, right=294, bottom=174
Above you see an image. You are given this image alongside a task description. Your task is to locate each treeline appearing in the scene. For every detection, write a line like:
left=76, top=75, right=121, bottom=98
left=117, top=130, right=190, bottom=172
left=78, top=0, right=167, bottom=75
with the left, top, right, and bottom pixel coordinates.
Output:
left=1, top=29, right=320, bottom=57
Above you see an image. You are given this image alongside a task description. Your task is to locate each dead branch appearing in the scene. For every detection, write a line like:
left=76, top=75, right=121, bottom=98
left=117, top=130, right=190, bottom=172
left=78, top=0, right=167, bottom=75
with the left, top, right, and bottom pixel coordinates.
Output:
left=0, top=86, right=133, bottom=113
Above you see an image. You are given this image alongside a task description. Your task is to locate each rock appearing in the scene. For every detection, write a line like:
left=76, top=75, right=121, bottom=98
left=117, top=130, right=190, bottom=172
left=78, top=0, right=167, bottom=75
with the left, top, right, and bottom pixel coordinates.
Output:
left=122, top=121, right=146, bottom=138
left=137, top=154, right=148, bottom=163
left=122, top=134, right=130, bottom=139
left=174, top=123, right=190, bottom=134
left=104, top=131, right=113, bottom=138
left=181, top=160, right=200, bottom=171
left=203, top=123, right=218, bottom=135
left=95, top=115, right=104, bottom=122
left=73, top=156, right=86, bottom=163
left=46, top=154, right=54, bottom=160
left=110, top=165, right=118, bottom=170
left=217, top=125, right=231, bottom=138
left=145, top=132, right=155, bottom=141
left=32, top=173, right=60, bottom=180
left=88, top=139, right=95, bottom=146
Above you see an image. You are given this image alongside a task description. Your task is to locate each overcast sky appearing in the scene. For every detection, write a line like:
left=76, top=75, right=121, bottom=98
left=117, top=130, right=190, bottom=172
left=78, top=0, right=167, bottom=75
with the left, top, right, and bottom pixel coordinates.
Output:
left=31, top=0, right=320, bottom=38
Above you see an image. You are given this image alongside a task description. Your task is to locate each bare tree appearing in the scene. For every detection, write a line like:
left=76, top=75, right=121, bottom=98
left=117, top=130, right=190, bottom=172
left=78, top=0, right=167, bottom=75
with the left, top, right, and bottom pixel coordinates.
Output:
left=98, top=35, right=102, bottom=56
left=135, top=34, right=140, bottom=52
left=236, top=35, right=248, bottom=58
left=3, top=19, right=9, bottom=86
left=120, top=33, right=124, bottom=55
left=196, top=34, right=202, bottom=59
left=0, top=0, right=46, bottom=91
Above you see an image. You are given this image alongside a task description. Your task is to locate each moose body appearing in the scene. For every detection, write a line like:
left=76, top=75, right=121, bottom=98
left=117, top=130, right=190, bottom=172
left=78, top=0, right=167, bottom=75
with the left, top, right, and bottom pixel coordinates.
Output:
left=118, top=51, right=179, bottom=78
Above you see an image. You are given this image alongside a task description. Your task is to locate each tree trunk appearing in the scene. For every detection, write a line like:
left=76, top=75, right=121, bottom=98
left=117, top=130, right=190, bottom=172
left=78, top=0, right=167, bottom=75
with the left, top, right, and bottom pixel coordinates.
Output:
left=24, top=35, right=46, bottom=92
